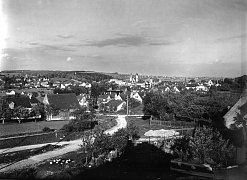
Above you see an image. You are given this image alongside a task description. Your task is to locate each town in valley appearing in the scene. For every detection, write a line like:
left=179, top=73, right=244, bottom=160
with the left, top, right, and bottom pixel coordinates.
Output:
left=1, top=0, right=247, bottom=179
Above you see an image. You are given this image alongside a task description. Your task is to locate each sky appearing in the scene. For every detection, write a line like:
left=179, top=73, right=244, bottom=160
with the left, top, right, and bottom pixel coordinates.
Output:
left=0, top=0, right=247, bottom=77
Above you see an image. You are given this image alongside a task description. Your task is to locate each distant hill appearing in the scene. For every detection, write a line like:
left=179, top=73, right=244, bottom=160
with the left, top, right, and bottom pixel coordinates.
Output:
left=0, top=70, right=113, bottom=82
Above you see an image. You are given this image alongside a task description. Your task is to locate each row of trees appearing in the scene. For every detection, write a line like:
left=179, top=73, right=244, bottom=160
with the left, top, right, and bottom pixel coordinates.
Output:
left=171, top=126, right=235, bottom=168
left=0, top=104, right=45, bottom=124
left=53, top=86, right=89, bottom=96
left=143, top=91, right=239, bottom=124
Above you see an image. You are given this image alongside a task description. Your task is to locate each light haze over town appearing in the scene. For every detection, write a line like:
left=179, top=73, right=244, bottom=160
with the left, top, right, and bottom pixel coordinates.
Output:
left=1, top=0, right=247, bottom=77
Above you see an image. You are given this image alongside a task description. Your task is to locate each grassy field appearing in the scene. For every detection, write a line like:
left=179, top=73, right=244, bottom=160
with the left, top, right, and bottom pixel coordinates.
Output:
left=126, top=116, right=168, bottom=137
left=129, top=104, right=144, bottom=115
left=0, top=121, right=70, bottom=137
left=126, top=116, right=194, bottom=137
left=0, top=115, right=117, bottom=149
left=0, top=144, right=63, bottom=164
left=95, top=115, right=117, bottom=131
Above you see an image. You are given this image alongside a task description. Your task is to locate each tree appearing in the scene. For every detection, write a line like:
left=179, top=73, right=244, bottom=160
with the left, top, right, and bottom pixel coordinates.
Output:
left=45, top=104, right=60, bottom=120
left=128, top=98, right=141, bottom=109
left=111, top=129, right=129, bottom=152
left=231, top=106, right=247, bottom=164
left=170, top=135, right=193, bottom=162
left=91, top=131, right=112, bottom=157
left=91, top=82, right=101, bottom=106
left=30, top=104, right=45, bottom=122
left=171, top=127, right=235, bottom=167
left=233, top=111, right=246, bottom=145
left=13, top=106, right=30, bottom=124
left=0, top=107, right=12, bottom=124
left=143, top=91, right=173, bottom=120
left=126, top=120, right=140, bottom=140
left=63, top=107, right=96, bottom=132
left=190, top=127, right=235, bottom=167
left=70, top=107, right=88, bottom=120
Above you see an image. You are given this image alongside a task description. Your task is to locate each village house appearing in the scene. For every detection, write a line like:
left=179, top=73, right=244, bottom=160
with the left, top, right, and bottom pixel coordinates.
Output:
left=43, top=93, right=80, bottom=121
left=40, top=81, right=49, bottom=88
left=77, top=94, right=89, bottom=107
left=223, top=93, right=247, bottom=165
left=164, top=86, right=171, bottom=92
left=172, top=86, right=180, bottom=93
left=7, top=95, right=39, bottom=111
left=206, top=80, right=214, bottom=87
left=6, top=90, right=16, bottom=96
left=130, top=91, right=142, bottom=103
left=109, top=92, right=123, bottom=101
left=196, top=84, right=209, bottom=92
left=109, top=79, right=126, bottom=86
left=224, top=95, right=247, bottom=129
left=185, top=83, right=197, bottom=90
left=105, top=99, right=126, bottom=112
left=98, top=94, right=111, bottom=104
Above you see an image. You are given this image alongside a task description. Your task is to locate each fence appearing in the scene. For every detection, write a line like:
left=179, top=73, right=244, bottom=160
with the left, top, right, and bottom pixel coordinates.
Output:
left=150, top=119, right=195, bottom=128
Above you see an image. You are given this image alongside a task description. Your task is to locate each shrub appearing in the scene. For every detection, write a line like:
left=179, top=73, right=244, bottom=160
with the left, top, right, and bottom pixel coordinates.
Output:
left=62, top=119, right=98, bottom=132
left=42, top=126, right=52, bottom=132
left=171, top=126, right=236, bottom=168
left=170, top=135, right=193, bottom=162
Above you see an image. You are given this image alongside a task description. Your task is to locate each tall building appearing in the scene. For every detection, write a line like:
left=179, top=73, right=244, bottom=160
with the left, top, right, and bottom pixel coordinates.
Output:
left=130, top=73, right=139, bottom=83
left=135, top=73, right=139, bottom=83
left=130, top=73, right=133, bottom=82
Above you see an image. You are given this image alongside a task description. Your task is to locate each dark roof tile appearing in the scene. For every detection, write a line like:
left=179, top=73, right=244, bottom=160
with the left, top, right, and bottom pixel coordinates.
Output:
left=47, top=93, right=80, bottom=109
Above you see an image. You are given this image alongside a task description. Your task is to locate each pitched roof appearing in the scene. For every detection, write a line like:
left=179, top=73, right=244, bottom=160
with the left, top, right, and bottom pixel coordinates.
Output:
left=98, top=94, right=110, bottom=99
left=110, top=92, right=117, bottom=99
left=36, top=97, right=44, bottom=103
left=29, top=97, right=39, bottom=104
left=7, top=96, right=36, bottom=108
left=120, top=93, right=127, bottom=101
left=47, top=93, right=80, bottom=109
left=186, top=83, right=197, bottom=87
left=224, top=95, right=247, bottom=128
left=76, top=94, right=87, bottom=101
left=106, top=100, right=125, bottom=107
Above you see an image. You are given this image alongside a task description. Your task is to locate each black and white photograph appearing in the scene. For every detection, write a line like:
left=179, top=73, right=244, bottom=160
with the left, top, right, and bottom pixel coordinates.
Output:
left=0, top=0, right=247, bottom=179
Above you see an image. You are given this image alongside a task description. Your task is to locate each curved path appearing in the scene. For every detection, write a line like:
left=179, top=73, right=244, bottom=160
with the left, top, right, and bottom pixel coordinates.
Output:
left=104, top=115, right=127, bottom=135
left=0, top=115, right=127, bottom=173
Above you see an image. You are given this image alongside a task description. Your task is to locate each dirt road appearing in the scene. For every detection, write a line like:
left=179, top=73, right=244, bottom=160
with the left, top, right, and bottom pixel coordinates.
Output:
left=0, top=115, right=127, bottom=173
left=104, top=115, right=127, bottom=135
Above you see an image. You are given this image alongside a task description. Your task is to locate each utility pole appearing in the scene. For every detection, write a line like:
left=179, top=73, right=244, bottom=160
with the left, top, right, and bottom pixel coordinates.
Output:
left=126, top=93, right=129, bottom=116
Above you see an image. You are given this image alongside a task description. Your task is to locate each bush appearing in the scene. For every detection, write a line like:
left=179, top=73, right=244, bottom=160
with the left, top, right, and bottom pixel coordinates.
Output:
left=171, top=127, right=236, bottom=168
left=62, top=119, right=98, bottom=132
left=170, top=135, right=193, bottom=162
left=42, top=126, right=52, bottom=132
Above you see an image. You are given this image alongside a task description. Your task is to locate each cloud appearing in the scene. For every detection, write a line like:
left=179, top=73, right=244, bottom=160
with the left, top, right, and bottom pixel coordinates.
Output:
left=148, top=41, right=181, bottom=46
left=215, top=34, right=245, bottom=42
left=12, top=56, right=31, bottom=60
left=29, top=42, right=39, bottom=46
left=36, top=44, right=75, bottom=52
left=85, top=34, right=181, bottom=48
left=86, top=35, right=146, bottom=47
left=66, top=57, right=72, bottom=61
left=57, top=35, right=74, bottom=39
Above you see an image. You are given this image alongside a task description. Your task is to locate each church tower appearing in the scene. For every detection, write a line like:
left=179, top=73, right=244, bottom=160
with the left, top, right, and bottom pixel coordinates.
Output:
left=135, top=73, right=139, bottom=83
